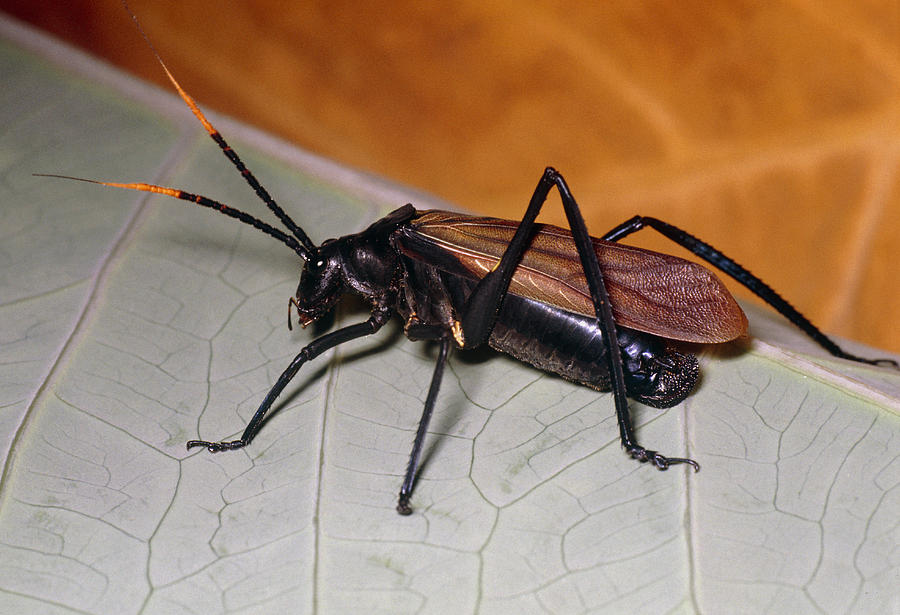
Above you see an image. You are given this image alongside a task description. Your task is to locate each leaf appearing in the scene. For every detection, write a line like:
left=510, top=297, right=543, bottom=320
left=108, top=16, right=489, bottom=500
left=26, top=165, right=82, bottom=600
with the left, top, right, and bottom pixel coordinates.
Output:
left=2, top=20, right=899, bottom=615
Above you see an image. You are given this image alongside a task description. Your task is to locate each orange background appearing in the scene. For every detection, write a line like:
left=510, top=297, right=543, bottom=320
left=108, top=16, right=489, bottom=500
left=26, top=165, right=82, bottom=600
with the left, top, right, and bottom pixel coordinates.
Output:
left=4, top=1, right=899, bottom=354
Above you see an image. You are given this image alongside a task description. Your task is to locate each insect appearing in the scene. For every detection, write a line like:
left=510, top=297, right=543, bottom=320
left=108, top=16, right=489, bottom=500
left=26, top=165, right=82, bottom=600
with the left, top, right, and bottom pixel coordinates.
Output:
left=41, top=16, right=898, bottom=515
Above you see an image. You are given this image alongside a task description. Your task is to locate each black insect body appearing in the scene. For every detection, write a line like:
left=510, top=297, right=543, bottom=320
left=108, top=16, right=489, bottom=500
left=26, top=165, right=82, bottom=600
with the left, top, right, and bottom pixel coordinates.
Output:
left=42, top=37, right=898, bottom=515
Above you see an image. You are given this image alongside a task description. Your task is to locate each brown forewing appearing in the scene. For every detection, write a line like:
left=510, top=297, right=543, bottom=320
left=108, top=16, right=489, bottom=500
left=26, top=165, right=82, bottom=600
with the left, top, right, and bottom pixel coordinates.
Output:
left=409, top=210, right=748, bottom=343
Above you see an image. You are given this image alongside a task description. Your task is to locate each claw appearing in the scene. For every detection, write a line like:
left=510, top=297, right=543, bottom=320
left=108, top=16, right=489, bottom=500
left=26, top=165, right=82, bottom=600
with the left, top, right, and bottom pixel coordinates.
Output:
left=396, top=495, right=413, bottom=516
left=871, top=357, right=900, bottom=369
left=186, top=439, right=246, bottom=453
left=628, top=446, right=700, bottom=472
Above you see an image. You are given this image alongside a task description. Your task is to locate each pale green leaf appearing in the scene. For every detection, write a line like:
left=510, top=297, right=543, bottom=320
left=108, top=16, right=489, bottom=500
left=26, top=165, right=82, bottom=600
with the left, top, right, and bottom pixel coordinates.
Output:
left=1, top=17, right=898, bottom=615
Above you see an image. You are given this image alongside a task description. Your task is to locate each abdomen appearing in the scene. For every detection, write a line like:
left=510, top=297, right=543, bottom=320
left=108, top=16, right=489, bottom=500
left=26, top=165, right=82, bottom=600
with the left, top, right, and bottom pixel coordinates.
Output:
left=395, top=230, right=700, bottom=408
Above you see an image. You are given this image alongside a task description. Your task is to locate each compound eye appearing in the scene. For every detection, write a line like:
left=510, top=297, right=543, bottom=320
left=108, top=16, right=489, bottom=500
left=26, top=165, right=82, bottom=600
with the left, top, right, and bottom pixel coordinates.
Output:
left=304, top=255, right=325, bottom=277
left=306, top=243, right=333, bottom=274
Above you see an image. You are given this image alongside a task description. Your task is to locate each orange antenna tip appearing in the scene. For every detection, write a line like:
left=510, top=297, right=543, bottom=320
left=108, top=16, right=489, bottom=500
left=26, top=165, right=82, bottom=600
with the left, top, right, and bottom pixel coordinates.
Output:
left=34, top=174, right=183, bottom=199
left=159, top=64, right=217, bottom=136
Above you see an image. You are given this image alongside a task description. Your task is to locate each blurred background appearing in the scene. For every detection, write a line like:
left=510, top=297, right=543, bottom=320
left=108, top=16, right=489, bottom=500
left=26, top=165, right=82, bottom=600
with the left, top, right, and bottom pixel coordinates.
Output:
left=3, top=0, right=899, bottom=354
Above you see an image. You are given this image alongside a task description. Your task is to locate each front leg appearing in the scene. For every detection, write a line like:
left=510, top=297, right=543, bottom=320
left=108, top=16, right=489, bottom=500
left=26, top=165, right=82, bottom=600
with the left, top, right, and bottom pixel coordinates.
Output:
left=188, top=309, right=391, bottom=452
